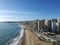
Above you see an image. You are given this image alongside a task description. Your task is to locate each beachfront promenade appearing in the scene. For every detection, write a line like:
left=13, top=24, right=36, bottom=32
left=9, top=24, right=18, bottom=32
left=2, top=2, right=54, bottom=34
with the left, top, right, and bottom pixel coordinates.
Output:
left=21, top=25, right=51, bottom=45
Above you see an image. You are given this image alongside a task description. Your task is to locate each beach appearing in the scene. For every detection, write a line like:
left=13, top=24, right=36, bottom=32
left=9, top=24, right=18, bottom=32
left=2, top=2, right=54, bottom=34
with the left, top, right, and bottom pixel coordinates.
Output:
left=20, top=24, right=51, bottom=45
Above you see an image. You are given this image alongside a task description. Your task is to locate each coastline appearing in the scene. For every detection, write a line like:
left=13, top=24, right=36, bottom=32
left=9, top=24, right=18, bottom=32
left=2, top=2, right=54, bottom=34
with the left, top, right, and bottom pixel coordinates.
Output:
left=19, top=30, right=25, bottom=45
left=8, top=24, right=24, bottom=45
left=17, top=25, right=25, bottom=45
left=18, top=24, right=26, bottom=45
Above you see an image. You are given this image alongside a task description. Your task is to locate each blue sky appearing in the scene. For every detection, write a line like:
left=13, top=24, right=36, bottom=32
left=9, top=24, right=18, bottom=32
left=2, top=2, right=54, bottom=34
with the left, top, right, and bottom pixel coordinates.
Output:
left=0, top=0, right=60, bottom=21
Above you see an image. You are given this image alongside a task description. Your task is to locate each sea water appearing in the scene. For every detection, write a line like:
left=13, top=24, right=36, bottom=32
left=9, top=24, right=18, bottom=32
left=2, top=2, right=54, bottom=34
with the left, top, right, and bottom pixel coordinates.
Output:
left=0, top=23, right=22, bottom=45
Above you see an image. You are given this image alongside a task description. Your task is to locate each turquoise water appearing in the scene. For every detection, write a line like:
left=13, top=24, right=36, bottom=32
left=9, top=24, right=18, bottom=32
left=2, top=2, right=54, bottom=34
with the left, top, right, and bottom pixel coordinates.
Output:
left=0, top=23, right=21, bottom=45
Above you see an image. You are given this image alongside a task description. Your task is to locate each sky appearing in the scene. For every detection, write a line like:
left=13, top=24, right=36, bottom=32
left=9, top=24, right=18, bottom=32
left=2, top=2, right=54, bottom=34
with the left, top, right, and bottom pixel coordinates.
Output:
left=0, top=0, right=60, bottom=21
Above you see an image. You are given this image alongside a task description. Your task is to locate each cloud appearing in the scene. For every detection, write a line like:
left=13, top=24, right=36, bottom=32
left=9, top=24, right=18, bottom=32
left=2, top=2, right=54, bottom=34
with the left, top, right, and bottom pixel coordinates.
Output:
left=0, top=9, right=40, bottom=14
left=0, top=9, right=42, bottom=21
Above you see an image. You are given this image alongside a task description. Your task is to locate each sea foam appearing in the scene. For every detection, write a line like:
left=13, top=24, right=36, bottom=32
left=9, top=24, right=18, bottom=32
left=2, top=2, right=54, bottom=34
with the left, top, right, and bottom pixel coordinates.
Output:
left=9, top=25, right=24, bottom=45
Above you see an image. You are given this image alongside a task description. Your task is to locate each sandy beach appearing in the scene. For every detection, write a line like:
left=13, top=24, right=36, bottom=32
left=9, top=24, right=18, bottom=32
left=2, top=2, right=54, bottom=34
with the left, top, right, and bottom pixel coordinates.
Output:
left=21, top=24, right=51, bottom=45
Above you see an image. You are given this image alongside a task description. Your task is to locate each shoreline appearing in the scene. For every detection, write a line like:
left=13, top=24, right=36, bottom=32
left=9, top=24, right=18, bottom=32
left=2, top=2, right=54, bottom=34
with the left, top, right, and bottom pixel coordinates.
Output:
left=17, top=25, right=25, bottom=45
left=8, top=24, right=25, bottom=45
left=20, top=30, right=25, bottom=45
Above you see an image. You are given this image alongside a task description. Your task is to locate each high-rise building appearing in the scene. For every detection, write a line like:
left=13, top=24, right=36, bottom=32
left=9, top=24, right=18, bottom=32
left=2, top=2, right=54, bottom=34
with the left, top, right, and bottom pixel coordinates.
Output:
left=31, top=20, right=40, bottom=32
left=57, top=22, right=60, bottom=33
left=44, top=20, right=52, bottom=32
left=51, top=22, right=58, bottom=33
left=57, top=18, right=60, bottom=23
left=44, top=20, right=48, bottom=32
left=51, top=19, right=57, bottom=23
left=48, top=20, right=52, bottom=32
left=40, top=20, right=45, bottom=29
left=58, top=23, right=60, bottom=33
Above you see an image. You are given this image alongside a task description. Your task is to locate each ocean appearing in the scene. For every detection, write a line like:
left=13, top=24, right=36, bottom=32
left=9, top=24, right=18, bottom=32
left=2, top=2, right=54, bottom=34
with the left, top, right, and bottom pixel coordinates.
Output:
left=0, top=23, right=23, bottom=45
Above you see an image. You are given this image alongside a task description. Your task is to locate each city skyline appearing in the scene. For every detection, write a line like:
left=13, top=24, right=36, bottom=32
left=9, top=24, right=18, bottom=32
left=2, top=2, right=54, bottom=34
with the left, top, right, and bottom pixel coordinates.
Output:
left=0, top=0, right=60, bottom=21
